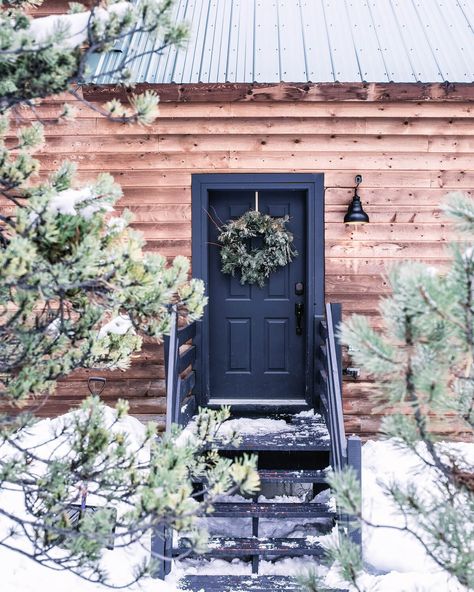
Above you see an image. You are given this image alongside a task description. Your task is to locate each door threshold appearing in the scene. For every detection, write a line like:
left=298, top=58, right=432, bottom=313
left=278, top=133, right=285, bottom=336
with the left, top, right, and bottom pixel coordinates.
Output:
left=207, top=398, right=312, bottom=416
left=208, top=398, right=307, bottom=406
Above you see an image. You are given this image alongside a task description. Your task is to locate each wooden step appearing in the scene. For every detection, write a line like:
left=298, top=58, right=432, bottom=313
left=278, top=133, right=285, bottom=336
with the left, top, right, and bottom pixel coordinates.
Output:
left=211, top=414, right=330, bottom=452
left=207, top=400, right=312, bottom=415
left=177, top=575, right=300, bottom=592
left=258, top=468, right=328, bottom=483
left=194, top=468, right=329, bottom=485
left=177, top=575, right=348, bottom=592
left=211, top=502, right=336, bottom=519
left=174, top=536, right=326, bottom=558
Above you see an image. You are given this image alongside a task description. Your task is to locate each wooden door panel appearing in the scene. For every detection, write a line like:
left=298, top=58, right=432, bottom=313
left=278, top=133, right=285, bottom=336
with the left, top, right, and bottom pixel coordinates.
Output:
left=227, top=276, right=251, bottom=300
left=265, top=319, right=289, bottom=372
left=227, top=318, right=251, bottom=372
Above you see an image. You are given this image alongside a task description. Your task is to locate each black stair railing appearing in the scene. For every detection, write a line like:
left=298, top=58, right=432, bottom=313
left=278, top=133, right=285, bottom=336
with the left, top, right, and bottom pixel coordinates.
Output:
left=163, top=306, right=198, bottom=430
left=152, top=306, right=198, bottom=579
left=316, top=302, right=362, bottom=546
left=323, top=303, right=347, bottom=470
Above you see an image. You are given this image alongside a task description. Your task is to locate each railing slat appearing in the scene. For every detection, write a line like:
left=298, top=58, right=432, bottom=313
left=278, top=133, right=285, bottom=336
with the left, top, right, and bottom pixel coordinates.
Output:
left=179, top=395, right=197, bottom=426
left=319, top=389, right=329, bottom=412
left=318, top=321, right=328, bottom=340
left=178, top=345, right=196, bottom=374
left=179, top=371, right=196, bottom=403
left=178, top=321, right=196, bottom=346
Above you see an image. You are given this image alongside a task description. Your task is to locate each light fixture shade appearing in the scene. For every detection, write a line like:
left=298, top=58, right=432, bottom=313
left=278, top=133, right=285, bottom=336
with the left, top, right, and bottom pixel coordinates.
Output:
left=344, top=194, right=369, bottom=224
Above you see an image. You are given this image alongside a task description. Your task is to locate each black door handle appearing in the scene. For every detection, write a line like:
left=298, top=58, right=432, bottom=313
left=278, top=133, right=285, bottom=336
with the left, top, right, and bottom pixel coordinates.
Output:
left=295, top=302, right=304, bottom=335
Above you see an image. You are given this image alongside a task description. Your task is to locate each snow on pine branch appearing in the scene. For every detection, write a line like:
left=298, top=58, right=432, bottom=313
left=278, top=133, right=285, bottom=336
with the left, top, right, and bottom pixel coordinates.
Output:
left=98, top=315, right=134, bottom=339
left=27, top=186, right=115, bottom=223
left=1, top=0, right=184, bottom=120
left=29, top=2, right=132, bottom=51
left=47, top=187, right=114, bottom=218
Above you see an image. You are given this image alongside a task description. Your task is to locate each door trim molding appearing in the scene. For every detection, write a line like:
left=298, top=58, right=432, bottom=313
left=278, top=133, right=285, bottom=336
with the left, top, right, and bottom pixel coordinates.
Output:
left=191, top=173, right=325, bottom=407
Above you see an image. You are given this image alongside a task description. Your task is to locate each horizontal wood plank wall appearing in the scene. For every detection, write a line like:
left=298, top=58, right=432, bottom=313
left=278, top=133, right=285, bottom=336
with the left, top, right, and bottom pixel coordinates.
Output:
left=4, top=96, right=473, bottom=438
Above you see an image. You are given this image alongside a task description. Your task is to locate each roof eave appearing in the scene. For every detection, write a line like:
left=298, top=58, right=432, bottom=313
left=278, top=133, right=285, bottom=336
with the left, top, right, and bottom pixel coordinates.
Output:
left=82, top=81, right=474, bottom=104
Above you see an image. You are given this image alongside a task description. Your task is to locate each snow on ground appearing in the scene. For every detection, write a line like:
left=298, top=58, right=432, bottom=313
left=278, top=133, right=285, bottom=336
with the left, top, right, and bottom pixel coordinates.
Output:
left=0, top=407, right=177, bottom=592
left=324, top=564, right=463, bottom=592
left=361, top=439, right=473, bottom=577
left=0, top=407, right=472, bottom=591
left=2, top=545, right=177, bottom=592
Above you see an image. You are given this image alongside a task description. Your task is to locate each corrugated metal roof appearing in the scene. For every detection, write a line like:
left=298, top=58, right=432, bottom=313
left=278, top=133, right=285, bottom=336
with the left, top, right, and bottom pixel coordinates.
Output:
left=91, top=0, right=474, bottom=84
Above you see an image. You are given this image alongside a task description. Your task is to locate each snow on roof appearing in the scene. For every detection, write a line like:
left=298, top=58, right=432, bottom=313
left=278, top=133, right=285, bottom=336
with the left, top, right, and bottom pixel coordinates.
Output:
left=90, top=0, right=474, bottom=85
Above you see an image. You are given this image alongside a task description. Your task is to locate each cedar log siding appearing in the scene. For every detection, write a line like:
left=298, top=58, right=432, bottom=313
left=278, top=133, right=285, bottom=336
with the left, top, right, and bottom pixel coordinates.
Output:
left=3, top=85, right=474, bottom=438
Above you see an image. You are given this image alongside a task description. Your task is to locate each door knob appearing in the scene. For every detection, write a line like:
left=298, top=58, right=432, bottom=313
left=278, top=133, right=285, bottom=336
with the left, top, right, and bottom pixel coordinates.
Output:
left=295, top=302, right=304, bottom=335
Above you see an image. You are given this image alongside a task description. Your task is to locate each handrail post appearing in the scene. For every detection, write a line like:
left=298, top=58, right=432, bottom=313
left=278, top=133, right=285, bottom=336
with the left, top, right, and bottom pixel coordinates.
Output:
left=330, top=303, right=343, bottom=387
left=152, top=306, right=179, bottom=579
left=164, top=306, right=179, bottom=433
left=347, top=435, right=362, bottom=548
left=325, top=302, right=347, bottom=468
left=313, top=314, right=326, bottom=412
left=151, top=524, right=172, bottom=578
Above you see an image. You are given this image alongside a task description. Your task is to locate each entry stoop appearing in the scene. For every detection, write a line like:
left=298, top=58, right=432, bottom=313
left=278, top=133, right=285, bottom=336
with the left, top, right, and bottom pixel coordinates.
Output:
left=160, top=303, right=362, bottom=590
left=171, top=412, right=341, bottom=591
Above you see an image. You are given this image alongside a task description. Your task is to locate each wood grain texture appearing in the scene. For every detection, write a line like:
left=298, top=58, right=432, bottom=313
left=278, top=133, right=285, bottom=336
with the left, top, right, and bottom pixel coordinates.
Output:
left=6, top=93, right=472, bottom=439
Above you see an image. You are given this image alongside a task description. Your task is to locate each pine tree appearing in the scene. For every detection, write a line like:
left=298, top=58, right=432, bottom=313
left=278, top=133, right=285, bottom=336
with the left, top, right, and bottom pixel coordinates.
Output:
left=0, top=0, right=259, bottom=584
left=301, top=193, right=474, bottom=591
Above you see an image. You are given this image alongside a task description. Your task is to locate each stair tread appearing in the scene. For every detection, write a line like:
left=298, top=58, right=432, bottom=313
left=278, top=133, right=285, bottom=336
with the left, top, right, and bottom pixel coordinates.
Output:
left=258, top=468, right=328, bottom=483
left=193, top=468, right=329, bottom=485
left=211, top=502, right=336, bottom=518
left=178, top=575, right=347, bottom=592
left=175, top=536, right=326, bottom=557
left=210, top=413, right=330, bottom=451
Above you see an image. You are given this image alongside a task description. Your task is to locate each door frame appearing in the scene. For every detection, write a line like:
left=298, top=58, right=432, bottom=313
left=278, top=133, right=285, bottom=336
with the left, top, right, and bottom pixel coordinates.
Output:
left=191, top=173, right=325, bottom=407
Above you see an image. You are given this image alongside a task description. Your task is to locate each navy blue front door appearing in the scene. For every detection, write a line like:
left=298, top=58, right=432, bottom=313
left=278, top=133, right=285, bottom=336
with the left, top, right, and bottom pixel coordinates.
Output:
left=208, top=189, right=307, bottom=401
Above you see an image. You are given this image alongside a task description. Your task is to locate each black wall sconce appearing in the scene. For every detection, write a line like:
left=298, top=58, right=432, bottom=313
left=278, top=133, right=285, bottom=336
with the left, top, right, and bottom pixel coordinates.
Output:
left=344, top=174, right=369, bottom=224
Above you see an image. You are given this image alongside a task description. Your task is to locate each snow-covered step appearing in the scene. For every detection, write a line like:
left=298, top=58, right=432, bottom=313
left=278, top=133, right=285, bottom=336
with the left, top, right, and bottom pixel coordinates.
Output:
left=211, top=502, right=336, bottom=519
left=257, top=468, right=328, bottom=483
left=175, top=536, right=326, bottom=558
left=209, top=413, right=330, bottom=452
left=177, top=575, right=300, bottom=591
left=207, top=400, right=312, bottom=414
left=177, top=575, right=348, bottom=592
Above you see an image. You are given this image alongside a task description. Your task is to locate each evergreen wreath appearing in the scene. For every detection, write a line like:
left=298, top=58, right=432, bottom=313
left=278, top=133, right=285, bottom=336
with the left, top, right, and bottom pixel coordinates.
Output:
left=218, top=210, right=298, bottom=287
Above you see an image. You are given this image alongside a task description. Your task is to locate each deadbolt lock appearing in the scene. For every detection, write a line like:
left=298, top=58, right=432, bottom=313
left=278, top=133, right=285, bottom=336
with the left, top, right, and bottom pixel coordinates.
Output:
left=295, top=282, right=304, bottom=296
